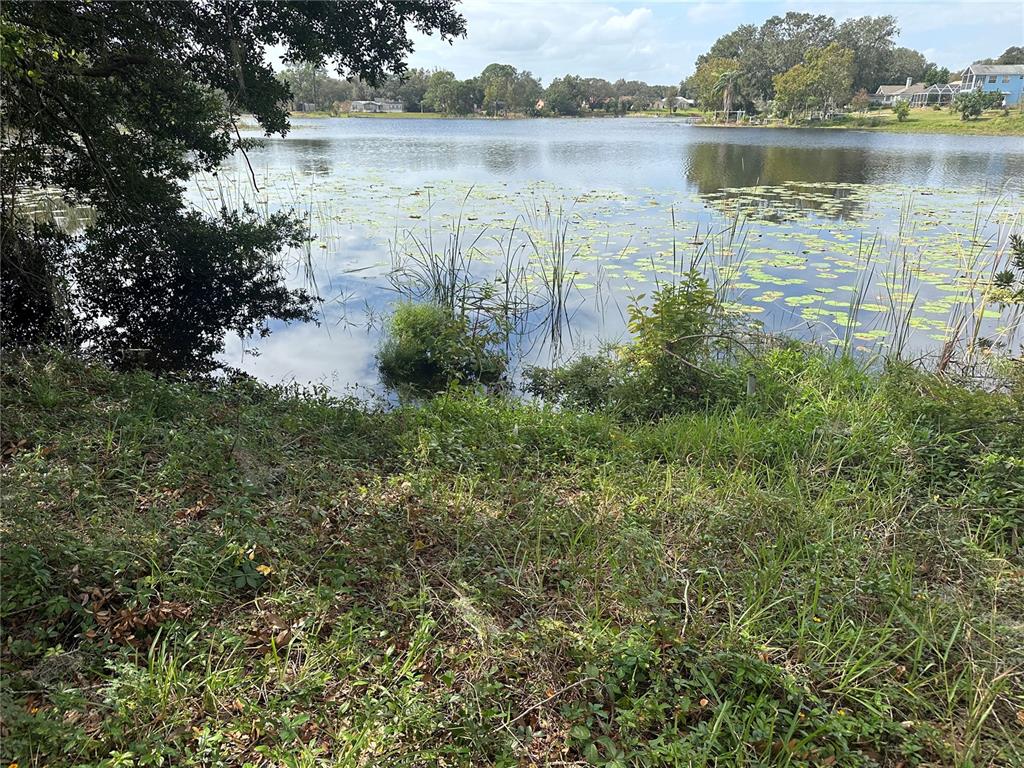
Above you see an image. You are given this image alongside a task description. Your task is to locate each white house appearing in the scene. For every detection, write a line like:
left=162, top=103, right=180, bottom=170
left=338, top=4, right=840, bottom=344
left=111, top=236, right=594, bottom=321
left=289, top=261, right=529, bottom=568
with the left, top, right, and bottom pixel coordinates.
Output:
left=870, top=78, right=927, bottom=105
left=349, top=100, right=404, bottom=113
left=655, top=96, right=696, bottom=110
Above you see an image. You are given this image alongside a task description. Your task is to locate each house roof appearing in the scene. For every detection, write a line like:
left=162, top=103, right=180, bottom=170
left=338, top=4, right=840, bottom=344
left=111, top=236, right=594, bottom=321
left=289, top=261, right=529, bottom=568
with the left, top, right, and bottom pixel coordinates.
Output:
left=965, top=64, right=1024, bottom=76
left=874, top=82, right=927, bottom=96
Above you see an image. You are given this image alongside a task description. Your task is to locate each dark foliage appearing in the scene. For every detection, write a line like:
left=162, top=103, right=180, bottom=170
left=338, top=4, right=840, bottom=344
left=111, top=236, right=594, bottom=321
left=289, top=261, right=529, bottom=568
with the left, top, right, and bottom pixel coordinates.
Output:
left=0, top=1, right=464, bottom=371
left=0, top=221, right=77, bottom=349
left=74, top=208, right=317, bottom=373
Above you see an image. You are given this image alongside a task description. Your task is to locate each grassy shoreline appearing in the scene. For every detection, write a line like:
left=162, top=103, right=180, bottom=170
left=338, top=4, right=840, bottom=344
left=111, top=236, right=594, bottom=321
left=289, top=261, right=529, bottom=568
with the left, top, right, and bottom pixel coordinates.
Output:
left=658, top=107, right=1023, bottom=136
left=3, top=351, right=1023, bottom=766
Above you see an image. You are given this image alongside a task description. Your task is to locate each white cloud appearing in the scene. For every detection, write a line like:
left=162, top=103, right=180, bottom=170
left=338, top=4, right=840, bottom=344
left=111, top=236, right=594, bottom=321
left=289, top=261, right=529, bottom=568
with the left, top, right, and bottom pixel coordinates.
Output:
left=686, top=1, right=743, bottom=24
left=600, top=7, right=654, bottom=35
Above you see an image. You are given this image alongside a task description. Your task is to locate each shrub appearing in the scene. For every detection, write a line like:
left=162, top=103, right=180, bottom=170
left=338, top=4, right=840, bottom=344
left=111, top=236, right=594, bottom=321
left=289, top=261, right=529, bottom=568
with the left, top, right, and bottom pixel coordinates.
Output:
left=74, top=207, right=317, bottom=374
left=0, top=207, right=316, bottom=375
left=892, top=100, right=910, bottom=121
left=525, top=352, right=624, bottom=411
left=850, top=88, right=871, bottom=113
left=527, top=271, right=746, bottom=419
left=952, top=89, right=1003, bottom=120
left=377, top=302, right=507, bottom=394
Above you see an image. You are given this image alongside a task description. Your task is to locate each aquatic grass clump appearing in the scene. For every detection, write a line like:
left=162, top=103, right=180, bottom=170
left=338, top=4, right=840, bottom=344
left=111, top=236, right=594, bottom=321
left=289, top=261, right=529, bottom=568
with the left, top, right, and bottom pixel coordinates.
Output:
left=388, top=191, right=534, bottom=341
left=377, top=301, right=508, bottom=394
left=523, top=196, right=584, bottom=359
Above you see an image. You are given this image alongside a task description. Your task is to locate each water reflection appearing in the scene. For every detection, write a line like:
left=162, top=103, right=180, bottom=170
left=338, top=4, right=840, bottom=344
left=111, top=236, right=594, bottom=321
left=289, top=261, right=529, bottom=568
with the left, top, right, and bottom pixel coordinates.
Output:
left=483, top=142, right=541, bottom=174
left=684, top=141, right=870, bottom=193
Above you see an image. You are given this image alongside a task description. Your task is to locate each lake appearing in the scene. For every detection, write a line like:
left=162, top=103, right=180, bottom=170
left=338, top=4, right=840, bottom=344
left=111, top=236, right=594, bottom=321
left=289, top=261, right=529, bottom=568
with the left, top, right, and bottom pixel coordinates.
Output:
left=196, top=117, right=1024, bottom=390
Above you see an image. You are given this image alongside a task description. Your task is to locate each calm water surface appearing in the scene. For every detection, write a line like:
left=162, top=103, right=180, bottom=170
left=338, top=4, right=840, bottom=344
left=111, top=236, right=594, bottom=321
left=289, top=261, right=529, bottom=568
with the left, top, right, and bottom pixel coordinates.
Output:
left=198, top=117, right=1024, bottom=390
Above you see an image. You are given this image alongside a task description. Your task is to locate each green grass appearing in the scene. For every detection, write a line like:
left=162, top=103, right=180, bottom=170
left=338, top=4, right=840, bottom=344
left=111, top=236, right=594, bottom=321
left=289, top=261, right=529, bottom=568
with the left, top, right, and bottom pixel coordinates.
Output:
left=289, top=111, right=444, bottom=119
left=821, top=107, right=1024, bottom=135
left=2, top=351, right=1023, bottom=766
left=628, top=109, right=703, bottom=119
left=695, top=107, right=1024, bottom=136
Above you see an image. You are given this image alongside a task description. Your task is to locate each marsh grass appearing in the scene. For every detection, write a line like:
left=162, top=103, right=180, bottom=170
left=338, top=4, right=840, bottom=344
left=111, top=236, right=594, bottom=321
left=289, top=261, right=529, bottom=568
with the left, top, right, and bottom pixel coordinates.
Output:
left=522, top=197, right=583, bottom=360
left=939, top=199, right=1024, bottom=377
left=2, top=351, right=1022, bottom=766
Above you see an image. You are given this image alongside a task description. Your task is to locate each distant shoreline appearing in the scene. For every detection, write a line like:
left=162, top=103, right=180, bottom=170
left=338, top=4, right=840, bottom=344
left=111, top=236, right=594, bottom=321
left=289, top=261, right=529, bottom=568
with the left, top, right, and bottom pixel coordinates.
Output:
left=266, top=108, right=1022, bottom=137
left=286, top=109, right=703, bottom=121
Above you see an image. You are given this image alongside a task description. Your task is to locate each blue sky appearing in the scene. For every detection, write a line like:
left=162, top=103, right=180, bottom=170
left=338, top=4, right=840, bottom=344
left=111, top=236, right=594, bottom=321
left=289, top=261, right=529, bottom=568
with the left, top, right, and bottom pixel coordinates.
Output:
left=405, top=0, right=1024, bottom=84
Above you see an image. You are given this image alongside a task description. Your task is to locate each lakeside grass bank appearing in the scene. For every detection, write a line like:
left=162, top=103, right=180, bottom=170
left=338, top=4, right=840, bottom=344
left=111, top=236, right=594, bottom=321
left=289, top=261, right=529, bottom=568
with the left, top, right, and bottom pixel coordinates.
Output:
left=694, top=107, right=1024, bottom=136
left=3, top=351, right=1023, bottom=766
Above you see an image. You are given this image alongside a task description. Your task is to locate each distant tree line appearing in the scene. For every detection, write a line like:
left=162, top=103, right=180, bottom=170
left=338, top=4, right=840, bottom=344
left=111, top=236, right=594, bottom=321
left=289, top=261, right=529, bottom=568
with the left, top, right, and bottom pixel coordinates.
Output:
left=974, top=46, right=1024, bottom=66
left=280, top=62, right=681, bottom=116
left=284, top=14, right=1021, bottom=121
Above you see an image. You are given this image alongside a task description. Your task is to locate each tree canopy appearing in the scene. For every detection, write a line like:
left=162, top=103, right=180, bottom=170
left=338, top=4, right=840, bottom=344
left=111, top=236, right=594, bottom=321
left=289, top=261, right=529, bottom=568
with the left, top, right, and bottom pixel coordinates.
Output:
left=688, top=58, right=745, bottom=113
left=1, top=0, right=464, bottom=371
left=773, top=43, right=854, bottom=117
left=694, top=12, right=946, bottom=105
left=975, top=46, right=1024, bottom=66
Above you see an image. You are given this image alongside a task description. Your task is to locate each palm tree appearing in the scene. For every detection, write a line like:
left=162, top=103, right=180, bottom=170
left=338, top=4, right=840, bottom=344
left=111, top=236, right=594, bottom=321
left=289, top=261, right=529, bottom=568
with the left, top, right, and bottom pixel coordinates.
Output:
left=714, top=68, right=743, bottom=116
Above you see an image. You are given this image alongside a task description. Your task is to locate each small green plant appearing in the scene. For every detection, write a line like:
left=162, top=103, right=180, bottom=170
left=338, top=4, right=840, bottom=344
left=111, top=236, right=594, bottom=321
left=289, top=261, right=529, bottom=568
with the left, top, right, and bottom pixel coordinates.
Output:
left=524, top=352, right=623, bottom=411
left=993, top=233, right=1024, bottom=302
left=377, top=302, right=507, bottom=394
left=527, top=270, right=745, bottom=418
left=619, top=271, right=740, bottom=415
left=892, top=100, right=910, bottom=122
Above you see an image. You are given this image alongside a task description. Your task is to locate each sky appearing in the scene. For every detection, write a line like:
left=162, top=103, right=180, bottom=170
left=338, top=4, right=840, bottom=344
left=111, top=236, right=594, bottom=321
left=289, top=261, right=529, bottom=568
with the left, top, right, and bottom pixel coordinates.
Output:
left=402, top=0, right=1024, bottom=85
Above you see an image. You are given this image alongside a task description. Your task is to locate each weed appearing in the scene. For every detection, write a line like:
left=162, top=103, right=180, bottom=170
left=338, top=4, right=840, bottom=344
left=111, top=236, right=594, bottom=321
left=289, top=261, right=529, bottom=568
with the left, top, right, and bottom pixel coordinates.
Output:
left=2, top=351, right=1022, bottom=766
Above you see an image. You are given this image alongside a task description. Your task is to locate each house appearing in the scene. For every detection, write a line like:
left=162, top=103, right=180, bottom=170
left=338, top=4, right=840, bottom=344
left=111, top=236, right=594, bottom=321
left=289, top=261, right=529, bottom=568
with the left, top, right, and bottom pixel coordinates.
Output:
left=959, top=64, right=1024, bottom=106
left=870, top=78, right=927, bottom=105
left=349, top=100, right=404, bottom=113
left=655, top=96, right=696, bottom=110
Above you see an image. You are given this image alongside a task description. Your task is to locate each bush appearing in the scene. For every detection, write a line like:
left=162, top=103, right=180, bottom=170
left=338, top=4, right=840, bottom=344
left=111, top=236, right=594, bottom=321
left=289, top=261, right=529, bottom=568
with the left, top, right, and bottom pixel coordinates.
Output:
left=892, top=100, right=910, bottom=121
left=527, top=271, right=747, bottom=419
left=74, top=207, right=317, bottom=374
left=525, top=352, right=624, bottom=411
left=952, top=89, right=1004, bottom=120
left=1, top=207, right=316, bottom=375
left=377, top=302, right=507, bottom=394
